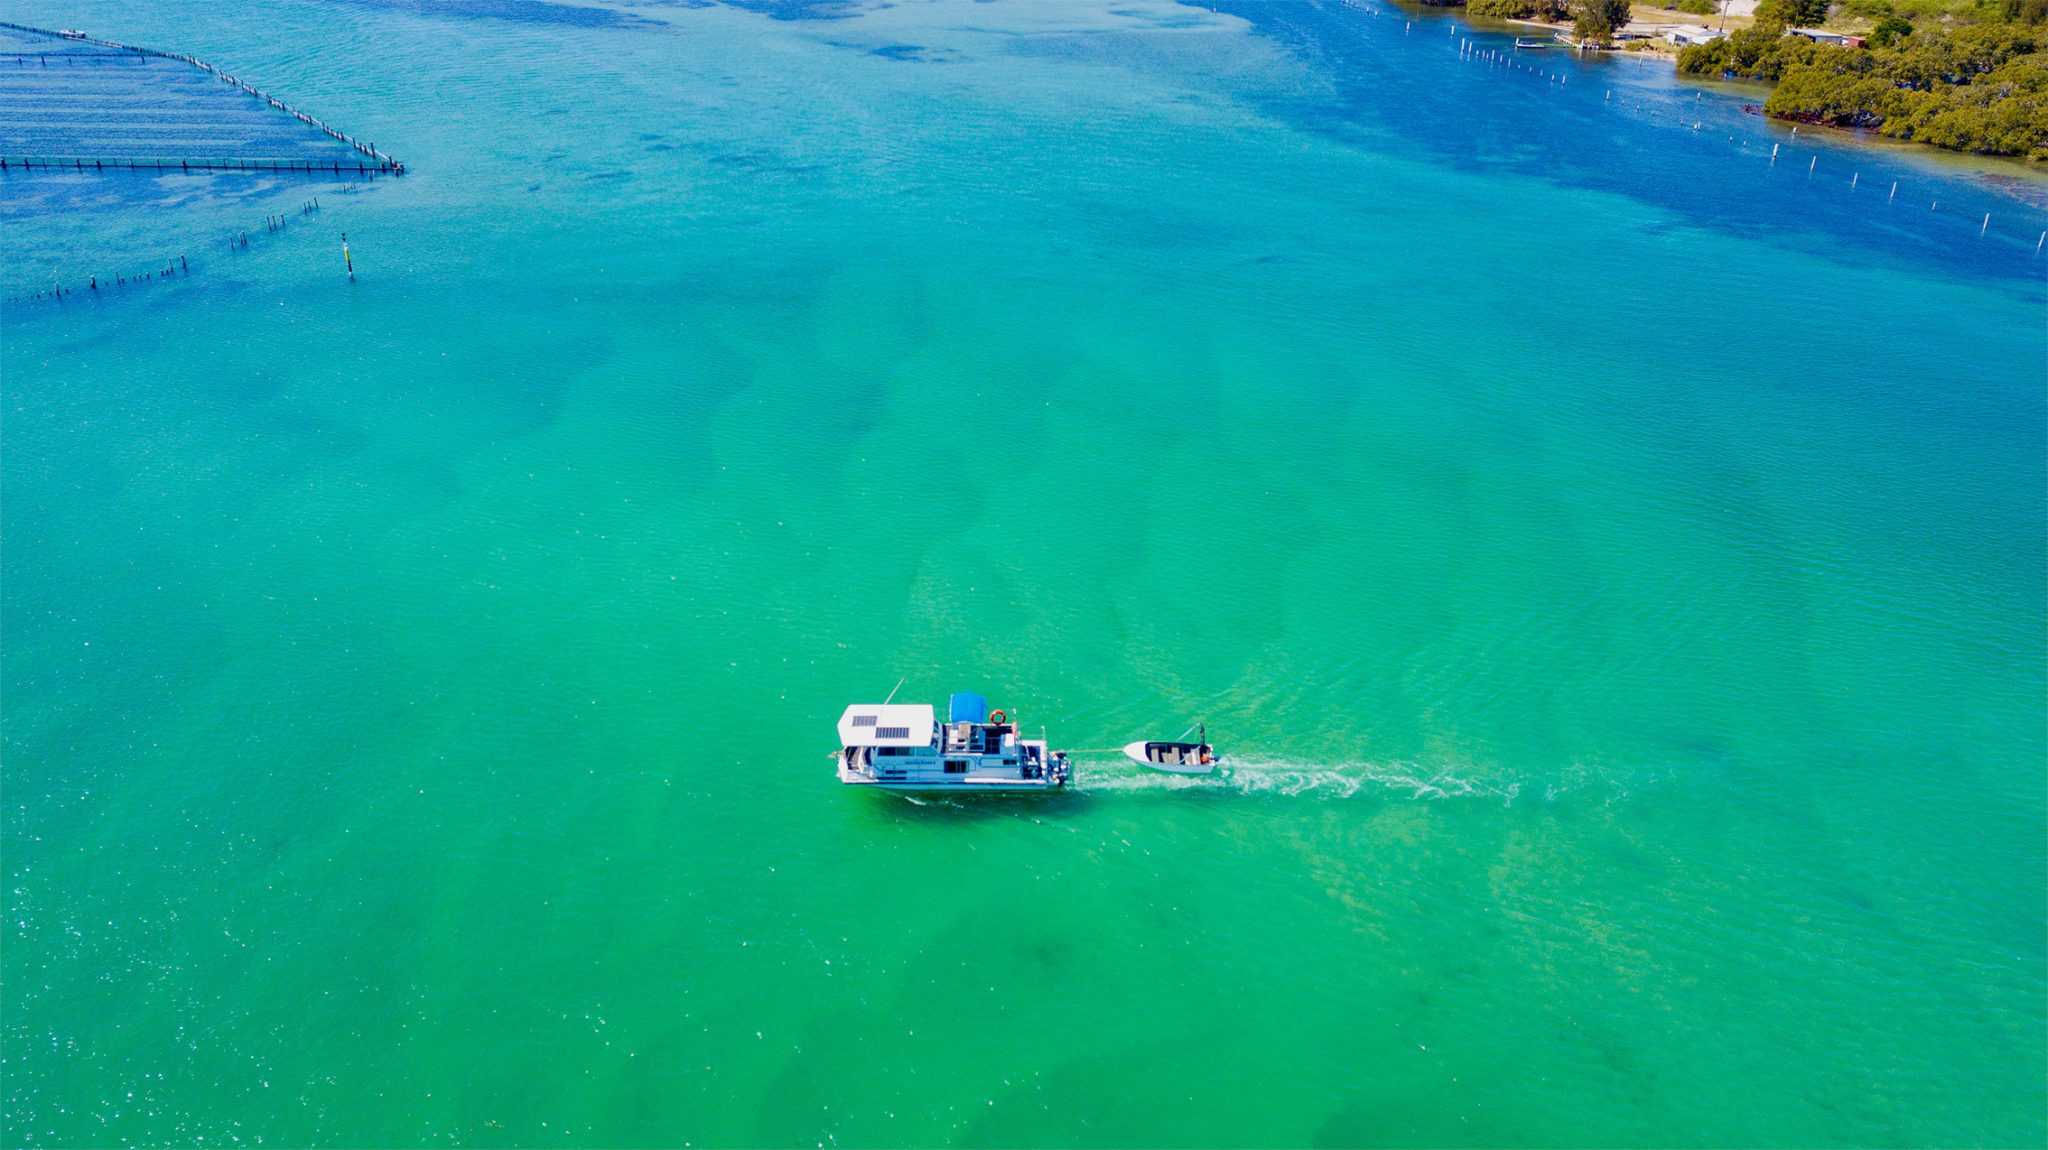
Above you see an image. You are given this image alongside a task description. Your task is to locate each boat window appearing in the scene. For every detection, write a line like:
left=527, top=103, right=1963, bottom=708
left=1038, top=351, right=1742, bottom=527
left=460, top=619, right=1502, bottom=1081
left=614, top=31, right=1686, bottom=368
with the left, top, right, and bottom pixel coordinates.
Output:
left=944, top=760, right=968, bottom=773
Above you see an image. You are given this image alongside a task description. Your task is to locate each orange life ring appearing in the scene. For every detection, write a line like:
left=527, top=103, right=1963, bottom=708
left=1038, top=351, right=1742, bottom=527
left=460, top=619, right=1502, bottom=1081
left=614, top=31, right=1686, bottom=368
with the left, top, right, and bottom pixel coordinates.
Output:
left=990, top=709, right=1008, bottom=725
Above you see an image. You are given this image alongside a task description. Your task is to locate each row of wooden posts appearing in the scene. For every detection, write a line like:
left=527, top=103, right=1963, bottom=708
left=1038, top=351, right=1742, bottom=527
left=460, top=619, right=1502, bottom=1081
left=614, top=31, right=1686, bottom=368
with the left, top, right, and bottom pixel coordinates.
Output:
left=6, top=190, right=361, bottom=306
left=5, top=253, right=190, bottom=306
left=1, top=156, right=395, bottom=174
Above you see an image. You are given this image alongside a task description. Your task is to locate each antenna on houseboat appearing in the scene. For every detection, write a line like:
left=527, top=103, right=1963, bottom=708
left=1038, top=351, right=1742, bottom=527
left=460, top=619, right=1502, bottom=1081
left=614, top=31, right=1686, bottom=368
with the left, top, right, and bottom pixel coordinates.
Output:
left=883, top=677, right=906, bottom=705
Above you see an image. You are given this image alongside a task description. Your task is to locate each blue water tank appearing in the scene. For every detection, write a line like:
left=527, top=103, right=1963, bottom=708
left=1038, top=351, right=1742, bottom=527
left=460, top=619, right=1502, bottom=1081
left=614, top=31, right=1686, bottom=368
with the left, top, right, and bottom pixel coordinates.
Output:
left=948, top=692, right=988, bottom=724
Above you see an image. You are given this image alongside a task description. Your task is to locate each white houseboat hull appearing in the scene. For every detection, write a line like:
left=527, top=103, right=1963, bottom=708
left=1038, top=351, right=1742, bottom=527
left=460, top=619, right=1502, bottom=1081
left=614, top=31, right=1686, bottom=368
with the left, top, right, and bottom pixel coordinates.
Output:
left=836, top=754, right=1066, bottom=793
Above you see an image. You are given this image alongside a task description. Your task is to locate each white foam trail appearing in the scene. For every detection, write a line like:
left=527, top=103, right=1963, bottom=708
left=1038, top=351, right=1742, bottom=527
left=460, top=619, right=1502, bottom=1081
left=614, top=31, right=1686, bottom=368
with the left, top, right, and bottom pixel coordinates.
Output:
left=1075, top=755, right=1656, bottom=804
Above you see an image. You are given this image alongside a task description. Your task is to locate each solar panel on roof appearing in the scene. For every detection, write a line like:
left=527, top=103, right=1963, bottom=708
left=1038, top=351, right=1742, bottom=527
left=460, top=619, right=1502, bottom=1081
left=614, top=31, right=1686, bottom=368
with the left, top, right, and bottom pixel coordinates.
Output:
left=876, top=727, right=910, bottom=739
left=851, top=715, right=878, bottom=727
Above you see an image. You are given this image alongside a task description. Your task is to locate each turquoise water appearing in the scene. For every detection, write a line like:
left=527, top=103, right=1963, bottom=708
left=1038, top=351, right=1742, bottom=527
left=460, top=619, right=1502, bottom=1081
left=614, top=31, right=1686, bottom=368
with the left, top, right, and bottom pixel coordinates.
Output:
left=4, top=1, right=2044, bottom=1145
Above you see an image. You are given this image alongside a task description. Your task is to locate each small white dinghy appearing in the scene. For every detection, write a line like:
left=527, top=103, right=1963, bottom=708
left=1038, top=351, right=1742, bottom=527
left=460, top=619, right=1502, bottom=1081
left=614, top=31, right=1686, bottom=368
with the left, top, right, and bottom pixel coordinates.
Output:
left=1123, top=723, right=1218, bottom=774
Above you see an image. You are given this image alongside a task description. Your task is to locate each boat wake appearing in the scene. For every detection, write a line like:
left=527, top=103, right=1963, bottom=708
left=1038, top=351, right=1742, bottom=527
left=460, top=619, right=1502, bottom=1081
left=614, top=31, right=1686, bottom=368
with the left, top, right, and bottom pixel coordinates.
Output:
left=1075, top=756, right=1658, bottom=805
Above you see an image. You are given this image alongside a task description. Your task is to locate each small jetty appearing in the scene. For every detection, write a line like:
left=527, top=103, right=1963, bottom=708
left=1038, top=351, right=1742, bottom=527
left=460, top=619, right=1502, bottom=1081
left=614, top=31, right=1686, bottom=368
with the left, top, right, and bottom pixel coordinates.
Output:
left=0, top=21, right=403, bottom=176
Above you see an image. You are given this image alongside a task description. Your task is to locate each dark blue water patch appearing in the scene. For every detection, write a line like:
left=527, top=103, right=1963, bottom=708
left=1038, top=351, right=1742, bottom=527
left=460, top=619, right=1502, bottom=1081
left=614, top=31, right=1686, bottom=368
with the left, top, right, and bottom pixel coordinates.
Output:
left=869, top=43, right=946, bottom=61
left=703, top=146, right=776, bottom=170
left=583, top=168, right=633, bottom=181
left=696, top=143, right=831, bottom=178
left=1204, top=0, right=2048, bottom=292
left=1109, top=5, right=1211, bottom=28
left=818, top=38, right=948, bottom=61
left=717, top=0, right=863, bottom=20
left=333, top=0, right=658, bottom=27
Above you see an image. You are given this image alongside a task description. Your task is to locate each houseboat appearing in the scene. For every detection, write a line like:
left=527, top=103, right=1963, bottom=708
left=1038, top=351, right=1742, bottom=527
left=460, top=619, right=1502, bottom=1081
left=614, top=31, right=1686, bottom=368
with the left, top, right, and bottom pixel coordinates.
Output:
left=836, top=692, right=1070, bottom=792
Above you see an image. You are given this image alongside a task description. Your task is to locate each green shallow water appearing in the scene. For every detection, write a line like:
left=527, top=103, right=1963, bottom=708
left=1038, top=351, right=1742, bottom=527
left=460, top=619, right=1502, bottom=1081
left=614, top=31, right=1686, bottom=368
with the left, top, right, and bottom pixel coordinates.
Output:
left=3, top=0, right=2044, bottom=1145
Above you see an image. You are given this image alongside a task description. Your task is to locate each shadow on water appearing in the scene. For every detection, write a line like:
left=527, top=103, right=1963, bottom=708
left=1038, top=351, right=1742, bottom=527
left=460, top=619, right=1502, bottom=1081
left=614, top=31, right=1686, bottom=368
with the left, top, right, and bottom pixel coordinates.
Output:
left=852, top=787, right=1094, bottom=824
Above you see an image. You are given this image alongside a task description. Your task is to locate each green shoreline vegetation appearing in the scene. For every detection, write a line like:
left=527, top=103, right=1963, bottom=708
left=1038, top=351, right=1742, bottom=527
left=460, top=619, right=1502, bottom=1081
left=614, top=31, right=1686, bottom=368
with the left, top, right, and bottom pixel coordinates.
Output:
left=1678, top=1, right=2047, bottom=158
